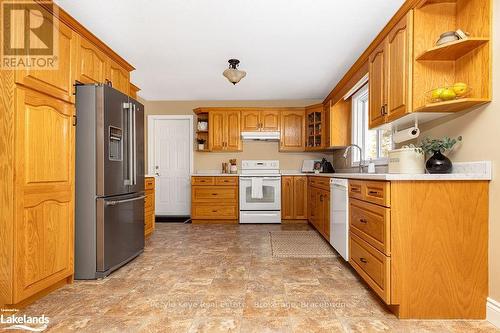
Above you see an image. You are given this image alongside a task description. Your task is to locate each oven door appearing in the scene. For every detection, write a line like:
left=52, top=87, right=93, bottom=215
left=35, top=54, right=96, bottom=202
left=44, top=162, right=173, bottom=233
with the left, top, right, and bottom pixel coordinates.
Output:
left=239, top=176, right=281, bottom=211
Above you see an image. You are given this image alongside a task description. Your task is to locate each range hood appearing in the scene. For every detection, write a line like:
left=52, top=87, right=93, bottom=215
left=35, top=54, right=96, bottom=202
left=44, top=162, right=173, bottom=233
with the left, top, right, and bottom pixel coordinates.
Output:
left=241, top=131, right=280, bottom=141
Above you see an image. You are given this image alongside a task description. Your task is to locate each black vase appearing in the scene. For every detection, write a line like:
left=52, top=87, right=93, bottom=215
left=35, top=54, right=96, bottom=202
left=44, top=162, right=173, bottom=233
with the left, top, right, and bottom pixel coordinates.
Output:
left=426, top=151, right=452, bottom=174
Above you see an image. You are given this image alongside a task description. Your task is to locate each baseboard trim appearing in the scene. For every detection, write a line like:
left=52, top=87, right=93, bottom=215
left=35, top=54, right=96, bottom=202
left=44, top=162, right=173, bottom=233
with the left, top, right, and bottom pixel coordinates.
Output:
left=487, top=297, right=500, bottom=328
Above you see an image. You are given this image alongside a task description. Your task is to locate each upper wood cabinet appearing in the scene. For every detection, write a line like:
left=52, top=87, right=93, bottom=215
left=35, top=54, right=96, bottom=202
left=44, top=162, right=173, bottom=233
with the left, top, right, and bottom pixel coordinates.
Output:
left=77, top=36, right=107, bottom=85
left=280, top=110, right=305, bottom=151
left=305, top=104, right=325, bottom=150
left=209, top=110, right=241, bottom=151
left=386, top=12, right=412, bottom=122
left=241, top=109, right=280, bottom=132
left=105, top=58, right=130, bottom=95
left=15, top=20, right=77, bottom=104
left=368, top=41, right=388, bottom=129
left=329, top=99, right=351, bottom=147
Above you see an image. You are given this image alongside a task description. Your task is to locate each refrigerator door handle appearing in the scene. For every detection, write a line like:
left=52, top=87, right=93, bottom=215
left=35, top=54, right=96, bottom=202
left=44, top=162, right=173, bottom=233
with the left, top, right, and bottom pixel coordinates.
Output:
left=125, top=103, right=134, bottom=185
left=105, top=195, right=146, bottom=206
left=132, top=103, right=137, bottom=185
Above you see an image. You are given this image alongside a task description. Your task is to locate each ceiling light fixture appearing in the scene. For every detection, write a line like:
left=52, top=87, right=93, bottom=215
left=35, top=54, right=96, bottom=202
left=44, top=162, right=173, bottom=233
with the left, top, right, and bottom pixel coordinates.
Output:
left=223, top=59, right=246, bottom=85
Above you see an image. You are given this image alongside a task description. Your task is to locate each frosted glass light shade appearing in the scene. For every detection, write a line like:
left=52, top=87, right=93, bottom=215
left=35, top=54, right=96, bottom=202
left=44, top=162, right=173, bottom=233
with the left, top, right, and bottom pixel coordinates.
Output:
left=223, top=68, right=246, bottom=85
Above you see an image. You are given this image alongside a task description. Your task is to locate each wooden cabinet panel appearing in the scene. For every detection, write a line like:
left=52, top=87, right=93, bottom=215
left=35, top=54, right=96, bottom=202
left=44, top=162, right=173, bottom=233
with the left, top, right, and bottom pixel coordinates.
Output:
left=350, top=198, right=390, bottom=255
left=209, top=111, right=225, bottom=151
left=281, top=176, right=294, bottom=220
left=261, top=110, right=280, bottom=131
left=225, top=111, right=241, bottom=151
left=330, top=99, right=351, bottom=147
left=192, top=204, right=238, bottom=219
left=209, top=111, right=241, bottom=151
left=105, top=59, right=130, bottom=95
left=321, top=189, right=330, bottom=238
left=280, top=110, right=305, bottom=151
left=241, top=110, right=260, bottom=131
left=293, top=176, right=308, bottom=219
left=215, top=177, right=238, bottom=186
left=14, top=88, right=75, bottom=302
left=144, top=177, right=155, bottom=237
left=77, top=36, right=107, bottom=84
left=386, top=12, right=412, bottom=121
left=192, top=176, right=216, bottom=186
left=16, top=21, right=77, bottom=103
left=192, top=186, right=238, bottom=203
left=369, top=41, right=387, bottom=128
left=348, top=180, right=390, bottom=207
left=350, top=233, right=391, bottom=303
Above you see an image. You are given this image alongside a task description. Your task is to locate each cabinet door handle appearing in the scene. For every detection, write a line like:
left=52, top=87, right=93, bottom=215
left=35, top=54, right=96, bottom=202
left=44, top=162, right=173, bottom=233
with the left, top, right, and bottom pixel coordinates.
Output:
left=383, top=104, right=388, bottom=115
left=359, top=218, right=367, bottom=224
left=368, top=190, right=379, bottom=195
left=211, top=193, right=218, bottom=196
left=351, top=187, right=361, bottom=193
left=380, top=106, right=384, bottom=116
left=212, top=210, right=217, bottom=213
left=359, top=258, right=368, bottom=263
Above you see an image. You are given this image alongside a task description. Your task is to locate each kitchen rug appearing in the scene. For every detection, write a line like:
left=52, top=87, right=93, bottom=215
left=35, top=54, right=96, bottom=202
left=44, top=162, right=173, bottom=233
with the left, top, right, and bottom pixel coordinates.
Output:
left=269, top=231, right=337, bottom=258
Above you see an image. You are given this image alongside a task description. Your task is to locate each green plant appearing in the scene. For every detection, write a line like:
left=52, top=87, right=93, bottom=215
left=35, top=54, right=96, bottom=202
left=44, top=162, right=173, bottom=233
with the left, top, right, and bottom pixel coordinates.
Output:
left=197, top=138, right=206, bottom=144
left=402, top=144, right=424, bottom=155
left=419, top=136, right=462, bottom=154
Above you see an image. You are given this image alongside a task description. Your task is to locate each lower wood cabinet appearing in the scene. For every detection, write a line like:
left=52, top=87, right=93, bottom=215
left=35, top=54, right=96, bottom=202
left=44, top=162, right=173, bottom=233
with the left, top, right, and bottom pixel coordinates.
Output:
left=307, top=176, right=330, bottom=238
left=348, top=179, right=488, bottom=319
left=191, top=176, right=238, bottom=223
left=144, top=177, right=155, bottom=237
left=282, top=176, right=308, bottom=220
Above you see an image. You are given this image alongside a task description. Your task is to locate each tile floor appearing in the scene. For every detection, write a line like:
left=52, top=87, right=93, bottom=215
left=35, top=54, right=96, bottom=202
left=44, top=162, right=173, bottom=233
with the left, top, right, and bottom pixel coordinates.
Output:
left=9, top=223, right=499, bottom=332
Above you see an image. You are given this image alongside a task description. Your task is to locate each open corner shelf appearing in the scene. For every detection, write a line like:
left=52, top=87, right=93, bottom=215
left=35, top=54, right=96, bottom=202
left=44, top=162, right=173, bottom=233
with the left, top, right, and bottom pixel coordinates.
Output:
left=416, top=38, right=489, bottom=61
left=414, top=98, right=490, bottom=113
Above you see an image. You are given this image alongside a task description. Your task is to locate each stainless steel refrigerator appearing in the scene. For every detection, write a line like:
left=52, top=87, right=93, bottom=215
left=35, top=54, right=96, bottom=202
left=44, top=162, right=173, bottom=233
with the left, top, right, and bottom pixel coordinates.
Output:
left=75, top=84, right=145, bottom=279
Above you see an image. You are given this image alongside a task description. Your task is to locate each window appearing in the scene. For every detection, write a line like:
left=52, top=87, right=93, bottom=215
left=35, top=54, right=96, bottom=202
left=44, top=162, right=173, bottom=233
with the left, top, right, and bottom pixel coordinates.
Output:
left=351, top=84, right=392, bottom=166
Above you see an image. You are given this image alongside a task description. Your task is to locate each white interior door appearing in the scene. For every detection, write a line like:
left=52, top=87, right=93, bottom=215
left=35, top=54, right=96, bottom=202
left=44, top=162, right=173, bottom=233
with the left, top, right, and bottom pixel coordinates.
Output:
left=149, top=116, right=192, bottom=215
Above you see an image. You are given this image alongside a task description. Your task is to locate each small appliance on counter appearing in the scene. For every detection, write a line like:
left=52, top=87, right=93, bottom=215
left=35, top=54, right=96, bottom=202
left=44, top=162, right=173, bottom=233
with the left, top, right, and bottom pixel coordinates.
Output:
left=388, top=148, right=425, bottom=174
left=301, top=159, right=334, bottom=173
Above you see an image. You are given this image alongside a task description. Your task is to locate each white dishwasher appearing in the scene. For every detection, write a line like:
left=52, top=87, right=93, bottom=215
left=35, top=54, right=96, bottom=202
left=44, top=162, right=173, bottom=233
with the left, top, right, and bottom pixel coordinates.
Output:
left=330, top=178, right=349, bottom=261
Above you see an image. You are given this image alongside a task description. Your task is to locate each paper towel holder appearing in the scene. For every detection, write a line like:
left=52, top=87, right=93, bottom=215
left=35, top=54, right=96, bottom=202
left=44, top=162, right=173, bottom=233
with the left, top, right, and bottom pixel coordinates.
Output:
left=392, top=117, right=420, bottom=143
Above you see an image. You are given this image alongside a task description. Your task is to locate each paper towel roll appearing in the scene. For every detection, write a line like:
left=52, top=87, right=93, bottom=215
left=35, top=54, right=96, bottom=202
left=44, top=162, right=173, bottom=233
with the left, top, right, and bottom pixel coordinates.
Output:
left=393, top=127, right=420, bottom=143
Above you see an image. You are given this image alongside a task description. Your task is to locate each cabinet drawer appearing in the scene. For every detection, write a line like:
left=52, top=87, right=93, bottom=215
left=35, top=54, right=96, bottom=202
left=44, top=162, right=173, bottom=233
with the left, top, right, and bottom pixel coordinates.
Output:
left=215, top=177, right=238, bottom=186
left=350, top=198, right=390, bottom=255
left=308, top=176, right=330, bottom=190
left=350, top=233, right=391, bottom=304
left=145, top=177, right=155, bottom=190
left=349, top=180, right=390, bottom=207
left=192, top=204, right=238, bottom=219
left=192, top=176, right=215, bottom=186
left=192, top=186, right=238, bottom=202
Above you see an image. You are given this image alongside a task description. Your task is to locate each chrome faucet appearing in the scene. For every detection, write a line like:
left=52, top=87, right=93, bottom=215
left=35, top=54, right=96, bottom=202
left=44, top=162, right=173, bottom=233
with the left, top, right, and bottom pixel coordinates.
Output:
left=343, top=144, right=364, bottom=173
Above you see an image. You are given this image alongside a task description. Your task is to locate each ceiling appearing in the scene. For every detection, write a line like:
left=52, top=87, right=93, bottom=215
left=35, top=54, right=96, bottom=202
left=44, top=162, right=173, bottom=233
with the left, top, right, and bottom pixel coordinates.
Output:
left=56, top=0, right=405, bottom=101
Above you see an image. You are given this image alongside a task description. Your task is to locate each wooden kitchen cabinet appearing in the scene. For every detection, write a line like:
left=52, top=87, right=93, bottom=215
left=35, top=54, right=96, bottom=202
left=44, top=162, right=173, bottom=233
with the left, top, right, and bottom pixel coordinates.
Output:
left=105, top=58, right=130, bottom=95
left=282, top=176, right=307, bottom=221
left=368, top=12, right=412, bottom=128
left=368, top=40, right=388, bottom=128
left=144, top=177, right=155, bottom=237
left=305, top=104, right=325, bottom=150
left=191, top=176, right=239, bottom=223
left=15, top=20, right=77, bottom=104
left=241, top=109, right=280, bottom=132
left=0, top=1, right=135, bottom=308
left=307, top=176, right=330, bottom=239
left=280, top=110, right=305, bottom=151
left=208, top=110, right=242, bottom=151
left=77, top=35, right=107, bottom=85
left=348, top=179, right=488, bottom=319
left=1, top=87, right=76, bottom=305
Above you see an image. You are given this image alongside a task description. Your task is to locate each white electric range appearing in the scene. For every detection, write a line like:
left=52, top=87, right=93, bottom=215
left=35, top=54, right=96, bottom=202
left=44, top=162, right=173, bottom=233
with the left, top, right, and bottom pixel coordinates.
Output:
left=239, top=160, right=281, bottom=224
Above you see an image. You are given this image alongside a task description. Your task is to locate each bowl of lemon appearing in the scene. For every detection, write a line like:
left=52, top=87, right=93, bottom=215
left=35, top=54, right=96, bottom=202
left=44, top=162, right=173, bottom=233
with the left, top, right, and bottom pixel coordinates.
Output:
left=426, top=83, right=471, bottom=103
